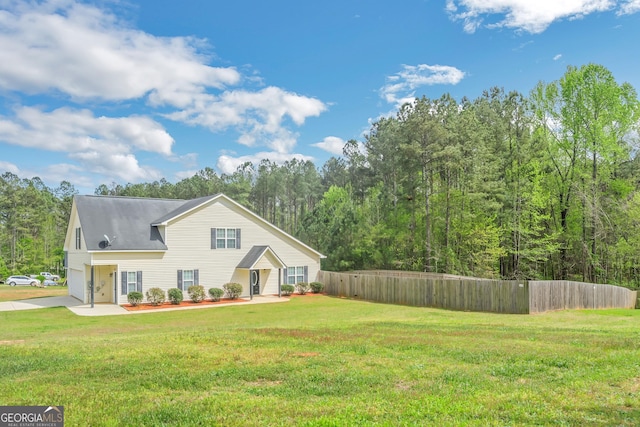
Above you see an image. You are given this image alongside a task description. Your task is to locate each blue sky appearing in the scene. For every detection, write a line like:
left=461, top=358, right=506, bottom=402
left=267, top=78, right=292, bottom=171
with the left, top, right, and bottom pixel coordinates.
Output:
left=1, top=0, right=640, bottom=194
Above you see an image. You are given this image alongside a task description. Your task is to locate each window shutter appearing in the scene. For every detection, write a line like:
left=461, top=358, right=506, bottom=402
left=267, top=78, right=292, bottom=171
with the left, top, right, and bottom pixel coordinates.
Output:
left=194, top=269, right=199, bottom=284
left=236, top=228, right=241, bottom=249
left=284, top=267, right=290, bottom=284
left=121, top=271, right=127, bottom=295
left=211, top=228, right=216, bottom=249
left=304, top=266, right=308, bottom=283
left=177, top=270, right=183, bottom=291
left=136, top=271, right=143, bottom=293
left=63, top=251, right=68, bottom=268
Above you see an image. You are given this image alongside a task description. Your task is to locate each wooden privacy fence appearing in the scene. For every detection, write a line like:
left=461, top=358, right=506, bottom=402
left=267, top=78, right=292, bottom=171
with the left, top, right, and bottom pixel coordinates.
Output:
left=528, top=280, right=637, bottom=313
left=318, top=271, right=637, bottom=314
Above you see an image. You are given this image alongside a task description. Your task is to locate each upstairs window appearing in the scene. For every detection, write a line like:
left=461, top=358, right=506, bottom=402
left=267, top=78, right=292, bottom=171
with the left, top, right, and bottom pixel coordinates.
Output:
left=75, top=227, right=81, bottom=250
left=211, top=228, right=241, bottom=249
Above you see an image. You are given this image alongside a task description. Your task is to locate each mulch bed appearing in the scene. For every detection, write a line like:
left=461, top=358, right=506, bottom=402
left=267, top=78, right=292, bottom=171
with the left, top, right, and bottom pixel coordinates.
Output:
left=123, top=298, right=248, bottom=311
left=287, top=292, right=325, bottom=297
left=123, top=292, right=326, bottom=311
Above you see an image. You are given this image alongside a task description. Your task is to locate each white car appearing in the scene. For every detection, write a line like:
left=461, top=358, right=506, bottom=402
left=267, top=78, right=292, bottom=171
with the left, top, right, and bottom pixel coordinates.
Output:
left=40, top=272, right=60, bottom=281
left=7, top=275, right=41, bottom=286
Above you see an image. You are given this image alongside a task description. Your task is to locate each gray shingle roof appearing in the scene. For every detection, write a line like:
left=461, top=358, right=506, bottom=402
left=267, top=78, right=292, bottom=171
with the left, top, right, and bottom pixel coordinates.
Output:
left=75, top=195, right=187, bottom=251
left=236, top=245, right=286, bottom=269
left=151, top=194, right=218, bottom=225
left=74, top=193, right=325, bottom=258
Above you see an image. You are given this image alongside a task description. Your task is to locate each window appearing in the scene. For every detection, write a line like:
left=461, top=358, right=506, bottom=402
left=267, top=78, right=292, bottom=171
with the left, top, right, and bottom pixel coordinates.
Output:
left=183, top=270, right=195, bottom=288
left=75, top=227, right=81, bottom=250
left=177, top=269, right=199, bottom=290
left=287, top=266, right=307, bottom=285
left=126, top=271, right=137, bottom=293
left=121, top=270, right=142, bottom=295
left=212, top=228, right=241, bottom=249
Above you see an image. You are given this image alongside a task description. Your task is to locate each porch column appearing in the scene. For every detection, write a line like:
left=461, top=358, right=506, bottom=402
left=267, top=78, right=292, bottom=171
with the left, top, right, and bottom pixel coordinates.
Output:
left=90, top=265, right=95, bottom=308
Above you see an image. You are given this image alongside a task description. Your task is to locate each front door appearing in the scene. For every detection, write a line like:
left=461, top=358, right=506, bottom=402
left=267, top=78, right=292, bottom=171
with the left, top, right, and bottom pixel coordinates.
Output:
left=251, top=270, right=260, bottom=296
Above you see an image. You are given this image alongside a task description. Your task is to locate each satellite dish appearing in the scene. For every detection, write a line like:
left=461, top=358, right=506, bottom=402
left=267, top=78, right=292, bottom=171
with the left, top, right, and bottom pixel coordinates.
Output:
left=103, top=234, right=111, bottom=246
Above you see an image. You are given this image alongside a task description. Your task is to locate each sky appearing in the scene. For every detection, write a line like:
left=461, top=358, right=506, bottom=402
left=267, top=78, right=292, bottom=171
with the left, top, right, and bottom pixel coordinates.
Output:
left=1, top=0, right=640, bottom=194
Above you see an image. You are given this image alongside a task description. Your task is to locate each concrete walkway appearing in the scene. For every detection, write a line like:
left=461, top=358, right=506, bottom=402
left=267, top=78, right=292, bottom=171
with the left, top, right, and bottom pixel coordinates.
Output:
left=0, top=295, right=288, bottom=316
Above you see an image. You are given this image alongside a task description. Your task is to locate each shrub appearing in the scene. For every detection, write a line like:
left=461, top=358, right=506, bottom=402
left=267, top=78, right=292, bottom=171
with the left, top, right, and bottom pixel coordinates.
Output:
left=296, top=282, right=310, bottom=295
left=188, top=285, right=206, bottom=303
left=223, top=282, right=243, bottom=300
left=168, top=288, right=183, bottom=305
left=310, top=282, right=324, bottom=294
left=127, top=291, right=143, bottom=306
left=146, top=287, right=166, bottom=306
left=209, top=287, right=224, bottom=302
left=281, top=284, right=295, bottom=296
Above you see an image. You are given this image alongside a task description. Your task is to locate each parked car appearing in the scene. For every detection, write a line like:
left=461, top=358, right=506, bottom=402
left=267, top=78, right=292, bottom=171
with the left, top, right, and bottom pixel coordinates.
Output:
left=42, top=279, right=57, bottom=287
left=40, top=272, right=60, bottom=281
left=7, top=275, right=41, bottom=286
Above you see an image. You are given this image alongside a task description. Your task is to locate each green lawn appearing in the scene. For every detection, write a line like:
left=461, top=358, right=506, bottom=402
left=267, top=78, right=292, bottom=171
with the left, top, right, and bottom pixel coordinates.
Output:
left=1, top=296, right=639, bottom=426
left=0, top=283, right=68, bottom=301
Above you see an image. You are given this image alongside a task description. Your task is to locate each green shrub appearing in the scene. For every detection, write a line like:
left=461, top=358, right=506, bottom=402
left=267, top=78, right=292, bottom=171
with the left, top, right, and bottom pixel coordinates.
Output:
left=127, top=291, right=143, bottom=306
left=223, top=282, right=243, bottom=300
left=188, top=285, right=206, bottom=303
left=209, top=287, right=224, bottom=302
left=146, top=287, right=166, bottom=306
left=310, top=282, right=324, bottom=294
left=296, top=282, right=310, bottom=295
left=167, top=288, right=183, bottom=305
left=281, top=284, right=295, bottom=296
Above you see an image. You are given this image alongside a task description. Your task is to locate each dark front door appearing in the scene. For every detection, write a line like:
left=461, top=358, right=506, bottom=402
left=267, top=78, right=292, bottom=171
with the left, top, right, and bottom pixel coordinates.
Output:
left=251, top=270, right=260, bottom=296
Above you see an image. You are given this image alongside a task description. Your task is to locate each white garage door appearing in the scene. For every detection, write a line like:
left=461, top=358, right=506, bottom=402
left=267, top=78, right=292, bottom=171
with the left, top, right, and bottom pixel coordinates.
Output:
left=68, top=268, right=85, bottom=303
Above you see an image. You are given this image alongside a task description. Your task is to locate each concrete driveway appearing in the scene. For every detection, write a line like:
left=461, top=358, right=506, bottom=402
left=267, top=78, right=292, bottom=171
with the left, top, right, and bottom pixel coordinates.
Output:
left=0, top=296, right=129, bottom=316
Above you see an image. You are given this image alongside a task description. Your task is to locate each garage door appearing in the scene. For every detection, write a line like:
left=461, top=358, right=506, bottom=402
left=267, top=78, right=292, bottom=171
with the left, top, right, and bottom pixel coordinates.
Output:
left=68, top=268, right=85, bottom=303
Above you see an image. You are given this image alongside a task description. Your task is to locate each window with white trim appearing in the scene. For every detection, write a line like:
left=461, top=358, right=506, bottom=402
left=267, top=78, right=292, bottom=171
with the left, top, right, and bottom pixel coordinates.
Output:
left=183, top=270, right=195, bottom=288
left=287, top=266, right=306, bottom=285
left=126, top=271, right=137, bottom=293
left=216, top=228, right=236, bottom=249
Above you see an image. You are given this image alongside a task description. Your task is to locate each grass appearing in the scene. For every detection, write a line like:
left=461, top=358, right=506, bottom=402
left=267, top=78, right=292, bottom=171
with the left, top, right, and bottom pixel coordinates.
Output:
left=0, top=284, right=68, bottom=302
left=1, top=296, right=639, bottom=426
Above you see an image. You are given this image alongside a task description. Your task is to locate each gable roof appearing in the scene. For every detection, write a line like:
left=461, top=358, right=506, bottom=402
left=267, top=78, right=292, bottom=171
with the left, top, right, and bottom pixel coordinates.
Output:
left=73, top=193, right=325, bottom=258
left=151, top=193, right=325, bottom=258
left=236, top=245, right=286, bottom=269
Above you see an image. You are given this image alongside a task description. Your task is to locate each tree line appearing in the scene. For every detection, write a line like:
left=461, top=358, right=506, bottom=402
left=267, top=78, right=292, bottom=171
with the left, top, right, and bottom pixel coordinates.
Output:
left=1, top=64, right=639, bottom=287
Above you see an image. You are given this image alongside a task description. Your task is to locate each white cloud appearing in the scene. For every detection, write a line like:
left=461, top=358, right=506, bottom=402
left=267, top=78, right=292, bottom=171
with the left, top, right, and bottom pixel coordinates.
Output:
left=164, top=86, right=326, bottom=152
left=0, top=106, right=172, bottom=182
left=553, top=53, right=562, bottom=60
left=446, top=0, right=629, bottom=34
left=217, top=152, right=314, bottom=175
left=312, top=136, right=347, bottom=156
left=619, top=0, right=640, bottom=14
left=0, top=1, right=240, bottom=101
left=380, top=64, right=465, bottom=108
left=0, top=160, right=20, bottom=175
left=0, top=0, right=328, bottom=183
